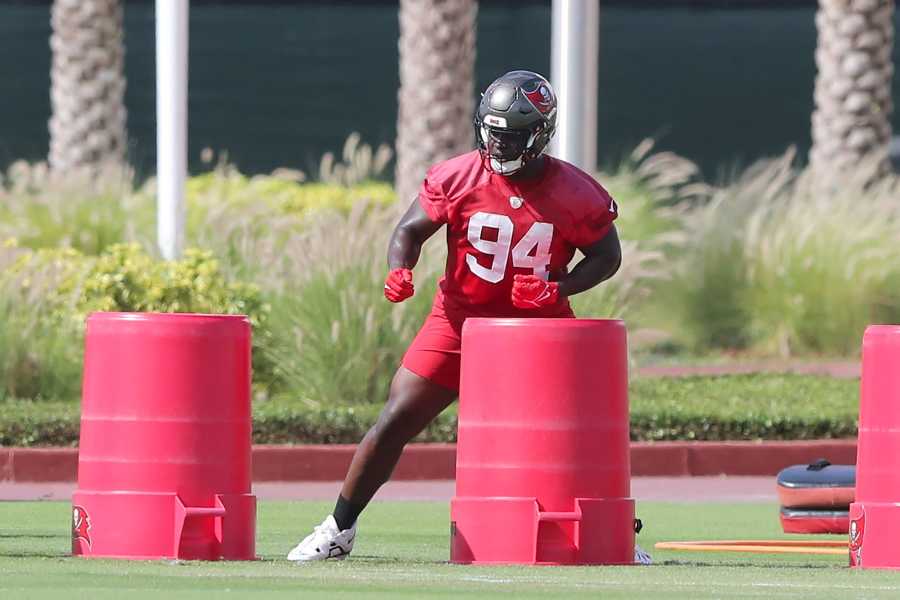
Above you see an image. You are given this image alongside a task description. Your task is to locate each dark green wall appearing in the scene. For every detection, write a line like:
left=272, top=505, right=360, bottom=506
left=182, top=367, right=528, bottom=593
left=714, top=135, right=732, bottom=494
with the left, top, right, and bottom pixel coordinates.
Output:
left=2, top=2, right=897, bottom=179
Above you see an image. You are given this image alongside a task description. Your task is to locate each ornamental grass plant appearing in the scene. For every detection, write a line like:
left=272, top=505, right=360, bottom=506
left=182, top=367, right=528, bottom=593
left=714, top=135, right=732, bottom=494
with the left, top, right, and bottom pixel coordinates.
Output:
left=261, top=202, right=442, bottom=407
left=661, top=149, right=900, bottom=356
left=0, top=242, right=271, bottom=402
left=574, top=139, right=708, bottom=321
left=600, top=138, right=710, bottom=245
left=0, top=161, right=151, bottom=255
left=0, top=139, right=894, bottom=424
left=0, top=243, right=84, bottom=401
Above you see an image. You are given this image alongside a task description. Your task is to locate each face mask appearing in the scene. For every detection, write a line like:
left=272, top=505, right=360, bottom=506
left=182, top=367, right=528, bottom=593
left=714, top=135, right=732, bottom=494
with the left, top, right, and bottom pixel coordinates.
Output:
left=481, top=126, right=533, bottom=176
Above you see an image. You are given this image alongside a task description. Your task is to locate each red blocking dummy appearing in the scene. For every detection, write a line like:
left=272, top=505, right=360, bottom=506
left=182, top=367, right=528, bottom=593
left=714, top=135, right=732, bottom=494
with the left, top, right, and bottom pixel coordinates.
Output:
left=451, top=318, right=634, bottom=565
left=850, top=325, right=900, bottom=569
left=72, top=313, right=256, bottom=560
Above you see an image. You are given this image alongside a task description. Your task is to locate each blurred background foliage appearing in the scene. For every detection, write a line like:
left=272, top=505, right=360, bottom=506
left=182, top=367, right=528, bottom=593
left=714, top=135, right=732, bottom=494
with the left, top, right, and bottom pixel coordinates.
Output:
left=2, top=136, right=899, bottom=412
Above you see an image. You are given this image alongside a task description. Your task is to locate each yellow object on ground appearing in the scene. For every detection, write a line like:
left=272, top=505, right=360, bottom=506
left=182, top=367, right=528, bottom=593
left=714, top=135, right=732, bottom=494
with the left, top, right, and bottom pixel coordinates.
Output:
left=654, top=539, right=847, bottom=555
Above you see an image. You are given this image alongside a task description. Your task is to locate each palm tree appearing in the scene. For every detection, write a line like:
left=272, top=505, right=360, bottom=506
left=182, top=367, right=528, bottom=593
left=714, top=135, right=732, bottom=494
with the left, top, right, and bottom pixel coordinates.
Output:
left=49, top=0, right=127, bottom=173
left=811, top=0, right=894, bottom=177
left=395, top=0, right=478, bottom=205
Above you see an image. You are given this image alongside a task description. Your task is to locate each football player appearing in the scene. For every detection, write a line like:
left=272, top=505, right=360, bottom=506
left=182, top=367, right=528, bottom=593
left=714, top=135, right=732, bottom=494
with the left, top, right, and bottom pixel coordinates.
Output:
left=288, top=70, right=622, bottom=562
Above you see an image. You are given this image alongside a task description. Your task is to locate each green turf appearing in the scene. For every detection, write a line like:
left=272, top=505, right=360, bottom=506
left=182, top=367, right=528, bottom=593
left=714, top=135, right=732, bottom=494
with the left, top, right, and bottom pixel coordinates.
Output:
left=1, top=500, right=897, bottom=599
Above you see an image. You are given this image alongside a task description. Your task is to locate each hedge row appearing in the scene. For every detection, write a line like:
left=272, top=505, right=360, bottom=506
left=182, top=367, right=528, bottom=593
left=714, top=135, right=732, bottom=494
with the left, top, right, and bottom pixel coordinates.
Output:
left=0, top=374, right=859, bottom=447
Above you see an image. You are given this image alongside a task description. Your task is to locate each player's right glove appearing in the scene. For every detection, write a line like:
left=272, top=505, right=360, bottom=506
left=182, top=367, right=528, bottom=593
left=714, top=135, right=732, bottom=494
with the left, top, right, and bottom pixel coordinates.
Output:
left=384, top=268, right=415, bottom=303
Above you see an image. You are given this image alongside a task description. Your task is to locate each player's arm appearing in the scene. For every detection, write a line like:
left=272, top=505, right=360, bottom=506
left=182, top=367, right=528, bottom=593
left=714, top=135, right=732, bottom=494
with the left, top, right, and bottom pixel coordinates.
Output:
left=383, top=198, right=444, bottom=303
left=557, top=224, right=622, bottom=297
left=387, top=197, right=443, bottom=270
left=511, top=225, right=621, bottom=309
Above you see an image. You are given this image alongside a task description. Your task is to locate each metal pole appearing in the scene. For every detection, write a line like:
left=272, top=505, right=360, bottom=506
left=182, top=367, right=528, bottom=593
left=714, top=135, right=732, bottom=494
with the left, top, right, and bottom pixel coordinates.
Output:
left=155, top=0, right=188, bottom=261
left=550, top=0, right=599, bottom=173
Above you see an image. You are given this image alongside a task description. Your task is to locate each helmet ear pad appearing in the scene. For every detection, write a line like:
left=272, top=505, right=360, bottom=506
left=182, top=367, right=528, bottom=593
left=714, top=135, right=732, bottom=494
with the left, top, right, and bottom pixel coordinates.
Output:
left=523, top=121, right=554, bottom=160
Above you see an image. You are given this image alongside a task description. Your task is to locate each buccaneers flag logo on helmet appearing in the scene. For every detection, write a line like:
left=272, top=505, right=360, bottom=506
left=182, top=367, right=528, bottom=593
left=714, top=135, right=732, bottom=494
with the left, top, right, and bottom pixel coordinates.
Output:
left=522, top=82, right=555, bottom=115
left=72, top=505, right=92, bottom=549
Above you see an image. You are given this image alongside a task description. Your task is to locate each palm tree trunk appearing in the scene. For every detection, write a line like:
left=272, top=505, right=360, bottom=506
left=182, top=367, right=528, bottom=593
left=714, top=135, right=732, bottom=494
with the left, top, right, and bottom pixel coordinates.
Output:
left=395, top=0, right=478, bottom=205
left=49, top=0, right=127, bottom=174
left=811, top=0, right=894, bottom=177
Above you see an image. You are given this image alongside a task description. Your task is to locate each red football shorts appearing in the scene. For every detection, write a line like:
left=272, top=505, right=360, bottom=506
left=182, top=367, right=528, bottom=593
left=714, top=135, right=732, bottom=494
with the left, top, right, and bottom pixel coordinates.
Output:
left=401, top=305, right=464, bottom=391
left=401, top=302, right=575, bottom=392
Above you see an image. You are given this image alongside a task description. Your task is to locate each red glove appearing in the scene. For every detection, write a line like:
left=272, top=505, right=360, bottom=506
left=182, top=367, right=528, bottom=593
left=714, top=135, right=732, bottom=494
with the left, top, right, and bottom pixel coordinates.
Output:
left=511, top=274, right=560, bottom=309
left=384, top=268, right=414, bottom=303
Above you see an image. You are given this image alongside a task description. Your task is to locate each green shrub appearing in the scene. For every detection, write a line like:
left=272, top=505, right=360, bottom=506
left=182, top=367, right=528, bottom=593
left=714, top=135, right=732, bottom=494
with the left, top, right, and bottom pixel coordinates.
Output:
left=0, top=148, right=683, bottom=406
left=628, top=374, right=858, bottom=440
left=0, top=156, right=410, bottom=400
left=183, top=170, right=395, bottom=217
left=0, top=243, right=273, bottom=400
left=9, top=141, right=896, bottom=413
left=0, top=400, right=80, bottom=446
left=73, top=243, right=266, bottom=317
left=252, top=401, right=457, bottom=444
left=0, top=374, right=859, bottom=446
left=77, top=244, right=275, bottom=390
left=0, top=243, right=86, bottom=401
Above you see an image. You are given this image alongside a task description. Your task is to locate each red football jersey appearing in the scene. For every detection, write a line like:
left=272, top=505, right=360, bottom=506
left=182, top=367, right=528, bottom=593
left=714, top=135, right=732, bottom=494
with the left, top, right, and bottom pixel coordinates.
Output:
left=418, top=150, right=618, bottom=319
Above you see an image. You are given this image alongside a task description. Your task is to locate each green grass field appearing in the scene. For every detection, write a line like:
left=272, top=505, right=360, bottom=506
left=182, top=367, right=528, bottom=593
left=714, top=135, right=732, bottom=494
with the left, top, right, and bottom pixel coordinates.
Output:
left=2, top=500, right=898, bottom=599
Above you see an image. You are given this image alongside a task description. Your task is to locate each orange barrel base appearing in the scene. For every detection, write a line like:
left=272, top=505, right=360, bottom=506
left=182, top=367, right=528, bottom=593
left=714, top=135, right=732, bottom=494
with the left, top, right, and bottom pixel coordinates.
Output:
left=451, top=497, right=634, bottom=565
left=72, top=492, right=256, bottom=560
left=452, top=318, right=634, bottom=565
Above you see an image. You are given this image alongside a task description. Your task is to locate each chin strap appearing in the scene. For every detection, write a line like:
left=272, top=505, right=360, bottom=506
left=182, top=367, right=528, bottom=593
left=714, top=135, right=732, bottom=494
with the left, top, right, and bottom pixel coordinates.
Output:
left=489, top=156, right=525, bottom=175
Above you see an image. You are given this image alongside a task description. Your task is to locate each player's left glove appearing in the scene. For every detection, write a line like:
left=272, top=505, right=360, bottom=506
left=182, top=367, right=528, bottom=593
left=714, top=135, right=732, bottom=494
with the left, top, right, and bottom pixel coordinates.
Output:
left=511, top=274, right=561, bottom=309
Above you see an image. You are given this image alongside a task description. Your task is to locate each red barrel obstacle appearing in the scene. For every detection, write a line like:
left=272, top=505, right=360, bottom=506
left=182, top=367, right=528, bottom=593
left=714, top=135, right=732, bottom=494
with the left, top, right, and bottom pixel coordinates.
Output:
left=72, top=313, right=256, bottom=560
left=451, top=318, right=634, bottom=565
left=850, top=325, right=900, bottom=569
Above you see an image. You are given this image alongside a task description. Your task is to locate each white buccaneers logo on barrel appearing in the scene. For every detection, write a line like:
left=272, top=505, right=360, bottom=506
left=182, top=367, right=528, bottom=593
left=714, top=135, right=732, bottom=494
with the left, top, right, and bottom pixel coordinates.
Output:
left=849, top=508, right=865, bottom=567
left=72, top=505, right=93, bottom=549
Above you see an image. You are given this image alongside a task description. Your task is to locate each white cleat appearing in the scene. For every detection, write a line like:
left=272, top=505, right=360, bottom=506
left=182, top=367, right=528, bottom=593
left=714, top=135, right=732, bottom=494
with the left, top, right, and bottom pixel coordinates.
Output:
left=634, top=544, right=652, bottom=565
left=287, top=515, right=357, bottom=562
